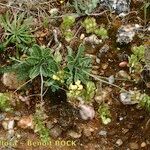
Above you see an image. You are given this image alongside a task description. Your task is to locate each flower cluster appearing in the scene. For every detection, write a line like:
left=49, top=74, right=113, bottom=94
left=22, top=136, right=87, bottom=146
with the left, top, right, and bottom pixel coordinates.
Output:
left=52, top=71, right=65, bottom=83
left=67, top=80, right=83, bottom=97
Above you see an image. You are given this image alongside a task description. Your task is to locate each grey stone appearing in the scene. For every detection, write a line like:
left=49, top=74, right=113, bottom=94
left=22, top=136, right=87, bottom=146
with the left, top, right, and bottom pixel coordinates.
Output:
left=116, top=139, right=123, bottom=146
left=67, top=130, right=81, bottom=139
left=129, top=142, right=139, bottom=150
left=0, top=114, right=5, bottom=121
left=100, top=0, right=131, bottom=16
left=99, top=130, right=107, bottom=136
left=50, top=125, right=62, bottom=139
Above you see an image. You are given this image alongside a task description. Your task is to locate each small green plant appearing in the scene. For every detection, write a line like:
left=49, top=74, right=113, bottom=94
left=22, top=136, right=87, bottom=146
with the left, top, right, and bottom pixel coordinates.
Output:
left=82, top=17, right=97, bottom=33
left=65, top=44, right=92, bottom=84
left=95, top=27, right=108, bottom=39
left=0, top=11, right=34, bottom=51
left=98, top=104, right=111, bottom=125
left=12, top=44, right=60, bottom=80
left=128, top=45, right=145, bottom=74
left=73, top=0, right=99, bottom=15
left=34, top=104, right=50, bottom=142
left=142, top=0, right=150, bottom=25
left=0, top=93, right=12, bottom=112
left=139, top=93, right=150, bottom=111
left=60, top=15, right=76, bottom=42
left=82, top=17, right=108, bottom=39
left=82, top=81, right=96, bottom=101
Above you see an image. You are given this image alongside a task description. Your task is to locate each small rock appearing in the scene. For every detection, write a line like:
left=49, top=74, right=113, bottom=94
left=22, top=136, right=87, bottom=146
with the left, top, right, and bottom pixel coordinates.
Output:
left=129, top=142, right=139, bottom=150
left=79, top=104, right=95, bottom=120
left=108, top=75, right=115, bottom=84
left=99, top=130, right=107, bottom=136
left=17, top=115, right=33, bottom=129
left=119, top=117, right=124, bottom=121
left=80, top=34, right=85, bottom=40
left=46, top=121, right=55, bottom=130
left=83, top=127, right=92, bottom=137
left=0, top=114, right=5, bottom=121
left=67, top=130, right=81, bottom=139
left=8, top=120, right=15, bottom=130
left=91, top=70, right=99, bottom=75
left=100, top=0, right=130, bottom=16
left=116, top=139, right=123, bottom=146
left=122, top=128, right=129, bottom=134
left=7, top=129, right=15, bottom=140
left=96, top=57, right=101, bottom=64
left=84, top=34, right=102, bottom=45
left=2, top=72, right=24, bottom=90
left=120, top=92, right=138, bottom=105
left=49, top=8, right=59, bottom=16
left=141, top=142, right=146, bottom=148
left=95, top=87, right=112, bottom=104
left=14, top=111, right=21, bottom=117
left=2, top=121, right=8, bottom=130
left=101, top=63, right=108, bottom=70
left=97, top=44, right=109, bottom=58
left=117, top=70, right=131, bottom=80
left=119, top=61, right=128, bottom=67
left=116, top=24, right=139, bottom=44
left=50, top=125, right=62, bottom=139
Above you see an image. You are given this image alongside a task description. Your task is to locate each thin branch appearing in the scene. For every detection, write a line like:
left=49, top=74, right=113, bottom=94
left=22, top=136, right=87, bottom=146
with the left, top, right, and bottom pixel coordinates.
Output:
left=83, top=70, right=129, bottom=93
left=14, top=79, right=32, bottom=93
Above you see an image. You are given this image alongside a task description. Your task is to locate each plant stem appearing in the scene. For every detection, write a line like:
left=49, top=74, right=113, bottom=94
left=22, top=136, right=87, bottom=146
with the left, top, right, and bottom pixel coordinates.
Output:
left=83, top=70, right=129, bottom=93
left=40, top=67, right=44, bottom=102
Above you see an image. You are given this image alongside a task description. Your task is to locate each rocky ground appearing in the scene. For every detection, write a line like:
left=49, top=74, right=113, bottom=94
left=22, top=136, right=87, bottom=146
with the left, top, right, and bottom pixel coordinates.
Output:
left=0, top=0, right=150, bottom=150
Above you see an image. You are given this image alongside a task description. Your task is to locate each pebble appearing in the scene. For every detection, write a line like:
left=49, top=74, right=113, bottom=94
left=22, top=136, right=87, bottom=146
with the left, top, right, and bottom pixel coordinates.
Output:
left=122, top=128, right=129, bottom=134
left=0, top=114, right=5, bottom=121
left=141, top=142, right=146, bottom=148
left=2, top=121, right=8, bottom=130
left=108, top=75, right=115, bottom=84
left=17, top=115, right=33, bottom=129
left=101, top=63, right=108, bottom=70
left=83, top=127, right=93, bottom=137
left=91, top=70, right=99, bottom=75
left=119, top=117, right=124, bottom=121
left=120, top=92, right=138, bottom=105
left=7, top=129, right=15, bottom=140
left=99, top=130, right=107, bottom=136
left=67, top=130, right=81, bottom=139
left=50, top=125, right=62, bottom=139
left=79, top=104, right=95, bottom=120
left=84, top=34, right=101, bottom=45
left=119, top=61, right=128, bottom=67
left=2, top=72, right=24, bottom=90
left=96, top=57, right=100, bottom=64
left=8, top=120, right=15, bottom=130
left=129, top=142, right=139, bottom=150
left=80, top=34, right=85, bottom=40
left=46, top=121, right=55, bottom=130
left=116, top=139, right=123, bottom=146
left=117, top=70, right=131, bottom=80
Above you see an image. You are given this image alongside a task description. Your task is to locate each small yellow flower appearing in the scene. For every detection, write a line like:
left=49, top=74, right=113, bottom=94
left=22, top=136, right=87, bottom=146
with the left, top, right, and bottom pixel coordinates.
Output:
left=78, top=84, right=83, bottom=90
left=69, top=84, right=78, bottom=90
left=52, top=75, right=60, bottom=81
left=75, top=80, right=81, bottom=86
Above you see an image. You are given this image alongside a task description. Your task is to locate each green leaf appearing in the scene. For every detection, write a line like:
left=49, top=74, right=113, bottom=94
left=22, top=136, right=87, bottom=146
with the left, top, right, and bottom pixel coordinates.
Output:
left=29, top=66, right=40, bottom=79
left=31, top=44, right=42, bottom=57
